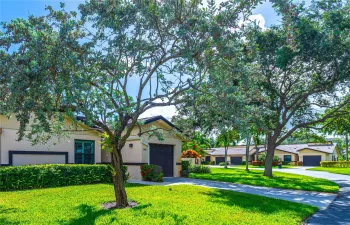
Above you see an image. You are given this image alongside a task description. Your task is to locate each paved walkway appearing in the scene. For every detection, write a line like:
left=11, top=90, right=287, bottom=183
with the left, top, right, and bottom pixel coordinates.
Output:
left=129, top=176, right=336, bottom=210
left=268, top=168, right=350, bottom=225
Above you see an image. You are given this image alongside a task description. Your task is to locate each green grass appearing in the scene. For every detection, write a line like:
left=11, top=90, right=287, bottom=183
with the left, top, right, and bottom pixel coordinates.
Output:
left=0, top=184, right=317, bottom=225
left=307, top=167, right=350, bottom=175
left=189, top=168, right=339, bottom=193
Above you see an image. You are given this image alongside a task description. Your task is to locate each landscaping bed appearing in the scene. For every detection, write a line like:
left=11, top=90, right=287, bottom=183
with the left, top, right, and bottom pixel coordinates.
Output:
left=307, top=167, right=350, bottom=175
left=189, top=168, right=339, bottom=193
left=0, top=183, right=317, bottom=225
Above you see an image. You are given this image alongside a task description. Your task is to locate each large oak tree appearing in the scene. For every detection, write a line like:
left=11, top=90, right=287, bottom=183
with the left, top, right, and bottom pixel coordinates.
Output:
left=0, top=0, right=256, bottom=207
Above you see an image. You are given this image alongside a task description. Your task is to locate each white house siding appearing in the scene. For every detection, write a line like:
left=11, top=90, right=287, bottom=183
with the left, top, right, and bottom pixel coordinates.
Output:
left=0, top=115, right=101, bottom=166
left=101, top=120, right=183, bottom=180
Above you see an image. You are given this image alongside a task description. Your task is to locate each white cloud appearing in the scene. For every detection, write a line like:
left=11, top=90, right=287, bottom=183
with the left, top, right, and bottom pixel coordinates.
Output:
left=248, top=14, right=266, bottom=30
left=139, top=99, right=178, bottom=120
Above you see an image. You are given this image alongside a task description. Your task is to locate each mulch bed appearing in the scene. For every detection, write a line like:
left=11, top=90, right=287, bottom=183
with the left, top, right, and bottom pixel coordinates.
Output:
left=101, top=200, right=139, bottom=210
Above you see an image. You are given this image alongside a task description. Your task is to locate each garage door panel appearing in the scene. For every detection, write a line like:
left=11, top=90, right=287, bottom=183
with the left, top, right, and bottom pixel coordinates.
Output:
left=230, top=157, right=242, bottom=165
left=215, top=157, right=225, bottom=165
left=13, top=154, right=66, bottom=166
left=303, top=155, right=321, bottom=166
left=149, top=144, right=174, bottom=177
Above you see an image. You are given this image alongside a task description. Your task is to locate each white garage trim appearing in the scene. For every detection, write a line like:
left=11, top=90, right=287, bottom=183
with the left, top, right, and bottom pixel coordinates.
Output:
left=9, top=150, right=69, bottom=166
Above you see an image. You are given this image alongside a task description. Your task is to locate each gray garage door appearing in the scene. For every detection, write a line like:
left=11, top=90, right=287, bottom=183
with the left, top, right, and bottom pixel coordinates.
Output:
left=215, top=157, right=225, bottom=165
left=230, top=157, right=242, bottom=165
left=149, top=144, right=174, bottom=177
left=303, top=156, right=321, bottom=166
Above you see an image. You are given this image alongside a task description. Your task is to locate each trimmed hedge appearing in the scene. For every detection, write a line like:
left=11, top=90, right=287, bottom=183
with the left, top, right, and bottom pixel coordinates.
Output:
left=252, top=161, right=280, bottom=166
left=189, top=165, right=211, bottom=174
left=320, top=161, right=350, bottom=168
left=0, top=164, right=128, bottom=191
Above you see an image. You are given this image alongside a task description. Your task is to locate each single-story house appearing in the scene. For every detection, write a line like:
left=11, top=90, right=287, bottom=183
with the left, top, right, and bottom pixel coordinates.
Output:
left=0, top=115, right=183, bottom=180
left=204, top=146, right=253, bottom=165
left=101, top=116, right=184, bottom=179
left=249, top=142, right=339, bottom=166
left=0, top=115, right=102, bottom=166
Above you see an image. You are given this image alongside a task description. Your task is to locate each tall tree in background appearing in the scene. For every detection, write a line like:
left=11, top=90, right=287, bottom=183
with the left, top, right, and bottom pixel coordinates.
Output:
left=245, top=0, right=350, bottom=177
left=0, top=0, right=255, bottom=207
left=322, top=104, right=350, bottom=160
left=216, top=129, right=240, bottom=168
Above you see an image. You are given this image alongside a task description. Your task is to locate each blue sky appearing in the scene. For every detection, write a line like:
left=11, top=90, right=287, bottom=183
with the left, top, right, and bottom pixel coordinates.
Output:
left=0, top=0, right=282, bottom=119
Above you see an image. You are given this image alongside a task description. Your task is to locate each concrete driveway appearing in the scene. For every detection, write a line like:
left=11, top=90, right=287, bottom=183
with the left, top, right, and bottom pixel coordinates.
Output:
left=267, top=167, right=350, bottom=225
left=130, top=176, right=336, bottom=210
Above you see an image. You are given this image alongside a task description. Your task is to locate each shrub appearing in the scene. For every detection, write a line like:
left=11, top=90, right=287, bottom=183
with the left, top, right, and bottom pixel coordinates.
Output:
left=219, top=162, right=229, bottom=166
left=320, top=161, right=350, bottom=168
left=140, top=164, right=163, bottom=182
left=189, top=165, right=211, bottom=174
left=252, top=161, right=264, bottom=166
left=258, top=152, right=280, bottom=162
left=273, top=156, right=280, bottom=162
left=282, top=161, right=290, bottom=165
left=181, top=160, right=191, bottom=171
left=210, top=161, right=215, bottom=165
left=0, top=164, right=128, bottom=191
left=201, top=161, right=210, bottom=165
left=288, top=161, right=302, bottom=166
left=181, top=149, right=201, bottom=158
left=252, top=161, right=280, bottom=166
left=241, top=161, right=246, bottom=165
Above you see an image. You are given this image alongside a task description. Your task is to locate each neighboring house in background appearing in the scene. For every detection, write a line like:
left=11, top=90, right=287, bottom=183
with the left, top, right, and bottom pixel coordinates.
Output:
left=204, top=146, right=254, bottom=165
left=101, top=116, right=184, bottom=180
left=0, top=115, right=183, bottom=180
left=0, top=115, right=102, bottom=166
left=205, top=142, right=339, bottom=166
left=249, top=142, right=339, bottom=166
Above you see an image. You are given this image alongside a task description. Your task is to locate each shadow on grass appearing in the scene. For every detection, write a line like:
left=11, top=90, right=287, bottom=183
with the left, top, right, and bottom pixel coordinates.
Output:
left=190, top=168, right=339, bottom=192
left=0, top=206, right=20, bottom=225
left=201, top=188, right=317, bottom=216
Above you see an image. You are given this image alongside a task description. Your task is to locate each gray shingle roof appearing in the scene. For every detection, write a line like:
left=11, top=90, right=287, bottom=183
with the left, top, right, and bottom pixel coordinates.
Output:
left=208, top=143, right=337, bottom=156
left=208, top=146, right=252, bottom=156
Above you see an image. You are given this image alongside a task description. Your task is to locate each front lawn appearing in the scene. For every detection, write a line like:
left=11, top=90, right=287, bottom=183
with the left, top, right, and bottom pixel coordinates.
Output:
left=0, top=183, right=317, bottom=225
left=189, top=168, right=339, bottom=193
left=307, top=167, right=350, bottom=175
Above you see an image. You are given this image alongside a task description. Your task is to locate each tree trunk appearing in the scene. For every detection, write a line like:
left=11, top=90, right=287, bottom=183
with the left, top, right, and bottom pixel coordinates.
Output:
left=111, top=144, right=128, bottom=208
left=224, top=146, right=228, bottom=169
left=346, top=133, right=349, bottom=161
left=263, top=135, right=275, bottom=177
left=245, top=136, right=250, bottom=172
left=254, top=137, right=259, bottom=161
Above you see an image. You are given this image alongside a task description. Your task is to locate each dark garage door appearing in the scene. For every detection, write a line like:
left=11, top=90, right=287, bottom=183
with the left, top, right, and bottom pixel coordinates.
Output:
left=149, top=144, right=174, bottom=177
left=303, top=156, right=321, bottom=166
left=205, top=156, right=211, bottom=162
left=230, top=157, right=242, bottom=165
left=215, top=157, right=225, bottom=165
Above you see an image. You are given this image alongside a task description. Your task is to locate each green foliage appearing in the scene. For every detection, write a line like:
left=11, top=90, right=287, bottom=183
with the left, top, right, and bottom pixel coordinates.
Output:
left=320, top=161, right=350, bottom=168
left=308, top=167, right=350, bottom=175
left=181, top=160, right=191, bottom=171
left=201, top=161, right=210, bottom=165
left=140, top=164, right=163, bottom=182
left=0, top=164, right=129, bottom=191
left=0, top=184, right=318, bottom=225
left=219, top=162, right=229, bottom=166
left=258, top=152, right=281, bottom=162
left=283, top=129, right=326, bottom=144
left=188, top=165, right=211, bottom=174
left=216, top=129, right=240, bottom=148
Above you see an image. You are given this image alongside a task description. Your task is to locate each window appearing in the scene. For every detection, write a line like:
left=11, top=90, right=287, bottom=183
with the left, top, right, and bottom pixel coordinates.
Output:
left=75, top=140, right=95, bottom=164
left=283, top=155, right=292, bottom=162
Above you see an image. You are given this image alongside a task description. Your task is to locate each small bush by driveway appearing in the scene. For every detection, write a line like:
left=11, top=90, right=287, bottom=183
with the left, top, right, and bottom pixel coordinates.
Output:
left=189, top=168, right=339, bottom=193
